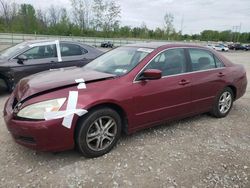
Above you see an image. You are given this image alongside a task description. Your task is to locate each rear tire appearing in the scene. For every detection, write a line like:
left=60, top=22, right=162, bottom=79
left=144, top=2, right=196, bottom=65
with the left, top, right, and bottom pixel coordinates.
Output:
left=210, top=87, right=234, bottom=118
left=75, top=107, right=122, bottom=158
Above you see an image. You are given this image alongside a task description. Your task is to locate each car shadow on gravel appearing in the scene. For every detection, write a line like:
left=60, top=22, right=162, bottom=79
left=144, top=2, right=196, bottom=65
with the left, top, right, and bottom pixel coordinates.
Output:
left=13, top=113, right=209, bottom=165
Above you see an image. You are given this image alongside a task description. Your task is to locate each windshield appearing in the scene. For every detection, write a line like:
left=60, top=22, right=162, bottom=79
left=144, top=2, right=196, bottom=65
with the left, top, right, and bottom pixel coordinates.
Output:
left=84, top=47, right=153, bottom=76
left=0, top=42, right=27, bottom=59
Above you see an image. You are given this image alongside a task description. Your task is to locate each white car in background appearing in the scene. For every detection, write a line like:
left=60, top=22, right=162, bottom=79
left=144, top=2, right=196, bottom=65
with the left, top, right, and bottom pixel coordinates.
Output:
left=205, top=44, right=214, bottom=49
left=213, top=44, right=229, bottom=52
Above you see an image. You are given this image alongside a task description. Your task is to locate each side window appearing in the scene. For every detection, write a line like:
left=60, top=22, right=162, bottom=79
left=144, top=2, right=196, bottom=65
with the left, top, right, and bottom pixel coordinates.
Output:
left=145, top=48, right=187, bottom=76
left=22, top=44, right=57, bottom=59
left=214, top=56, right=225, bottom=68
left=189, top=49, right=216, bottom=71
left=60, top=43, right=87, bottom=57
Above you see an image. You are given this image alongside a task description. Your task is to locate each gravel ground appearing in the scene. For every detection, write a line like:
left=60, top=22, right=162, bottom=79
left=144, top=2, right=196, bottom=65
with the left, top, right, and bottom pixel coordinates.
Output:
left=0, top=50, right=249, bottom=187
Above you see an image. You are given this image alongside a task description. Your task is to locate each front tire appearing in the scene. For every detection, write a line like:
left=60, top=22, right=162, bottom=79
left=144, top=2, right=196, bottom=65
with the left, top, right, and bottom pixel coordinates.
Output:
left=211, top=87, right=234, bottom=118
left=0, top=78, right=13, bottom=93
left=75, top=107, right=122, bottom=158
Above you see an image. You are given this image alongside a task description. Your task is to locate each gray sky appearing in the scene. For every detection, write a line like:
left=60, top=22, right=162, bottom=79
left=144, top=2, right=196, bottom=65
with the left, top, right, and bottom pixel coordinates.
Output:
left=16, top=0, right=250, bottom=34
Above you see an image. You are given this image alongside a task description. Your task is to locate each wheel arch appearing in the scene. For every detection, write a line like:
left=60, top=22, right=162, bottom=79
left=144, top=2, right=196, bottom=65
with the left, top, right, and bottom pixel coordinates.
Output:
left=74, top=102, right=129, bottom=138
left=0, top=74, right=10, bottom=91
left=226, top=85, right=237, bottom=100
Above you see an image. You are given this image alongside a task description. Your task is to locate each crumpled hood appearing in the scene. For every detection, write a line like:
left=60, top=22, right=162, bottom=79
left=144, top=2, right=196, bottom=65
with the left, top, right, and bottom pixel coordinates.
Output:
left=15, top=67, right=115, bottom=101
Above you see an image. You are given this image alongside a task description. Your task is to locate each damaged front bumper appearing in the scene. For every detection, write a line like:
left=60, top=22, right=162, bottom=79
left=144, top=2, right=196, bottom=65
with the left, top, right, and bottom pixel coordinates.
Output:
left=3, top=95, right=76, bottom=152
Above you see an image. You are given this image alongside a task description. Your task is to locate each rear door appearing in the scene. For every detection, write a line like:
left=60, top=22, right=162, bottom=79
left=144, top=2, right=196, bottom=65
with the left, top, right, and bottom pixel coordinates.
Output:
left=187, top=48, right=227, bottom=113
left=56, top=42, right=90, bottom=68
left=131, top=48, right=193, bottom=129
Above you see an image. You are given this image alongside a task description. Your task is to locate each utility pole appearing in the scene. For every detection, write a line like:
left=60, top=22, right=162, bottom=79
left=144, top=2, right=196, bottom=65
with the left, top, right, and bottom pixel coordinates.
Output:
left=231, top=26, right=235, bottom=42
left=237, top=23, right=242, bottom=42
left=232, top=25, right=241, bottom=43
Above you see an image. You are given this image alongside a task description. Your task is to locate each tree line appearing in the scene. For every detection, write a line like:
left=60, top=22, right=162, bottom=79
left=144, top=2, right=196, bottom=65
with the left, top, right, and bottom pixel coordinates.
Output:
left=0, top=0, right=250, bottom=43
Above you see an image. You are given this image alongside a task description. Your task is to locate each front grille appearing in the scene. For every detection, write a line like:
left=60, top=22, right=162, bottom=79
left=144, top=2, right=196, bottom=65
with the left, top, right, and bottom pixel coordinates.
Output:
left=12, top=97, right=18, bottom=110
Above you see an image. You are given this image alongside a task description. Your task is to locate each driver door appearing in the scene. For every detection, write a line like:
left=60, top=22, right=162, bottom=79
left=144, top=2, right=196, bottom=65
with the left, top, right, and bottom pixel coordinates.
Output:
left=130, top=48, right=193, bottom=130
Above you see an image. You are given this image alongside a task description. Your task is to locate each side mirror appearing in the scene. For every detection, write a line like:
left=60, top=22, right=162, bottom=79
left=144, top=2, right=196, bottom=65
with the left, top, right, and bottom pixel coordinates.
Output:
left=17, top=55, right=28, bottom=64
left=139, top=69, right=162, bottom=80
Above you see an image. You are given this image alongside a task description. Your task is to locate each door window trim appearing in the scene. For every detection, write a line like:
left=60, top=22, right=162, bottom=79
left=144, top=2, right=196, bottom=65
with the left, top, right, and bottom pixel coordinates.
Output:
left=187, top=48, right=221, bottom=72
left=11, top=40, right=62, bottom=62
left=133, top=47, right=225, bottom=84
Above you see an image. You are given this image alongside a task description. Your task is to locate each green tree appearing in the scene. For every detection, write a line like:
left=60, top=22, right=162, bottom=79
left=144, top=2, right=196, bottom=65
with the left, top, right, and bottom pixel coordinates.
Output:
left=92, top=0, right=121, bottom=36
left=155, top=27, right=164, bottom=39
left=119, top=26, right=131, bottom=37
left=56, top=8, right=70, bottom=35
left=70, top=0, right=90, bottom=31
left=1, top=0, right=250, bottom=43
left=0, top=0, right=18, bottom=31
left=48, top=5, right=60, bottom=27
left=36, top=9, right=48, bottom=34
left=164, top=12, right=174, bottom=39
left=140, top=22, right=149, bottom=38
left=92, top=0, right=106, bottom=31
left=219, top=30, right=231, bottom=41
left=17, top=4, right=37, bottom=33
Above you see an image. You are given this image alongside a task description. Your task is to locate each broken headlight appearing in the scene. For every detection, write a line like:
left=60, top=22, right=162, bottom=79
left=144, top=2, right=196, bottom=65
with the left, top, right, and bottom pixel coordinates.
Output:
left=17, top=98, right=66, bottom=120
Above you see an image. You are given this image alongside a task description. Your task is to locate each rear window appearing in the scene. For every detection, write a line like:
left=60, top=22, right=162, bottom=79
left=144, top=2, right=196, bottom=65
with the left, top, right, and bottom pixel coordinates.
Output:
left=60, top=43, right=87, bottom=56
left=189, top=49, right=216, bottom=71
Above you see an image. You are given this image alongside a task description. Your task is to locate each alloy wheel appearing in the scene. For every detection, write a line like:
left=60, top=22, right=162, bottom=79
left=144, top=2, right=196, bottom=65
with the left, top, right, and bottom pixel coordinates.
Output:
left=218, top=91, right=232, bottom=114
left=86, top=116, right=117, bottom=151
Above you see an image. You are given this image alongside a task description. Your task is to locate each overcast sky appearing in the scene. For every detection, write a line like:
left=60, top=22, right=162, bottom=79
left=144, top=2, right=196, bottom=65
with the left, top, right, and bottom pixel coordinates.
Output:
left=16, top=0, right=250, bottom=34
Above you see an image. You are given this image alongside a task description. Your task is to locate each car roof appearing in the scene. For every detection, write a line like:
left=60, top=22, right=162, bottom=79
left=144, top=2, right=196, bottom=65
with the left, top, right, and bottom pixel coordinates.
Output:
left=22, top=39, right=97, bottom=51
left=24, top=39, right=83, bottom=45
left=0, top=39, right=101, bottom=60
left=125, top=42, right=206, bottom=49
left=125, top=42, right=169, bottom=49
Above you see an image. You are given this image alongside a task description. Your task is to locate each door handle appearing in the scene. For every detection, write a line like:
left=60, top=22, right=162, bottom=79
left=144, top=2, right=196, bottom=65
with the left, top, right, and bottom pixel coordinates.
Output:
left=218, top=72, right=225, bottom=77
left=179, top=79, right=190, bottom=85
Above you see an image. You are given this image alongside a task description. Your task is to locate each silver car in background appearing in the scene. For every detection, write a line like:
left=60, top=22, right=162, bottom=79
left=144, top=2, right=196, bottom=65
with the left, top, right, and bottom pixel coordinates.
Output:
left=0, top=40, right=103, bottom=92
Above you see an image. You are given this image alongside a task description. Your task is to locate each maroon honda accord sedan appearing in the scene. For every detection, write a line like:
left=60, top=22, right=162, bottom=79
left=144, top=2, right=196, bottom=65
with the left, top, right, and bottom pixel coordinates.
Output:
left=4, top=43, right=247, bottom=158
